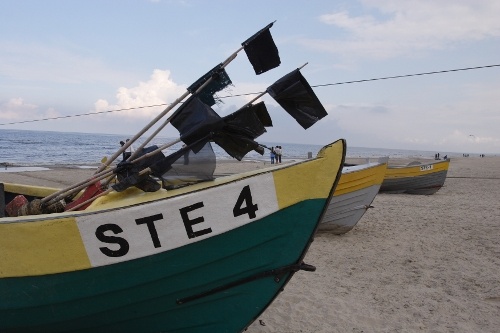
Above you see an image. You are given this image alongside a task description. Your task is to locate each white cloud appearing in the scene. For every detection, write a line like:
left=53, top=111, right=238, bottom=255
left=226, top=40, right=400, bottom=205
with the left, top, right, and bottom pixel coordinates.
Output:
left=0, top=98, right=50, bottom=121
left=307, top=0, right=500, bottom=59
left=94, top=69, right=187, bottom=120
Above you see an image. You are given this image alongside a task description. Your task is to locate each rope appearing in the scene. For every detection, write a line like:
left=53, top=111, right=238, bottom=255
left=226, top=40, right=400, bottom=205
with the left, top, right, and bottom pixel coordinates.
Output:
left=1, top=63, right=499, bottom=126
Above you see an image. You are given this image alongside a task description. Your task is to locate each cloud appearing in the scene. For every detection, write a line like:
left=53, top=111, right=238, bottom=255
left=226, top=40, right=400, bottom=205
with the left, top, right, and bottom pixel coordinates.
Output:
left=0, top=98, right=55, bottom=122
left=94, top=69, right=187, bottom=120
left=303, top=0, right=500, bottom=59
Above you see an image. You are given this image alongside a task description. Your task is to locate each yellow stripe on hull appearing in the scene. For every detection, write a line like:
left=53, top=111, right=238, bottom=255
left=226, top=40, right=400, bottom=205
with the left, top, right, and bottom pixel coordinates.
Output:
left=0, top=139, right=346, bottom=277
left=274, top=141, right=344, bottom=208
left=0, top=217, right=91, bottom=276
left=384, top=159, right=450, bottom=180
left=3, top=183, right=59, bottom=198
left=334, top=162, right=387, bottom=197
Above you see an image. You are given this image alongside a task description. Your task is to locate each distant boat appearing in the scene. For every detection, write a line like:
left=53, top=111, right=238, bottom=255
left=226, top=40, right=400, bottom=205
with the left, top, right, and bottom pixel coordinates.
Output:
left=0, top=139, right=345, bottom=333
left=380, top=158, right=450, bottom=194
left=319, top=157, right=388, bottom=234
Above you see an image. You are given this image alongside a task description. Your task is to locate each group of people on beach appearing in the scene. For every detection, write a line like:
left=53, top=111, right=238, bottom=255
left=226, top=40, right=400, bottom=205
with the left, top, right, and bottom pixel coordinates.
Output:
left=269, top=145, right=283, bottom=164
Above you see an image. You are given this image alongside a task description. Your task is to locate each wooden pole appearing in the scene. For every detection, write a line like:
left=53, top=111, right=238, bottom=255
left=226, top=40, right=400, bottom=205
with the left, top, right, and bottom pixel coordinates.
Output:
left=42, top=49, right=246, bottom=206
left=41, top=23, right=276, bottom=208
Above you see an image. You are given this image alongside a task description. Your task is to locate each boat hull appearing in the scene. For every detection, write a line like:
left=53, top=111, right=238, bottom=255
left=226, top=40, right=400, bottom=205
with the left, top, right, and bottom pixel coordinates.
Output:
left=0, top=139, right=346, bottom=333
left=380, top=159, right=450, bottom=195
left=1, top=201, right=324, bottom=333
left=319, top=159, right=387, bottom=234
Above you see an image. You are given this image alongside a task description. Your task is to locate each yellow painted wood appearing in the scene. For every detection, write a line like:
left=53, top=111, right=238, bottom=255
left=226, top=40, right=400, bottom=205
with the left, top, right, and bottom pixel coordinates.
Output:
left=334, top=163, right=387, bottom=196
left=3, top=183, right=59, bottom=198
left=273, top=140, right=344, bottom=209
left=0, top=217, right=91, bottom=277
left=0, top=140, right=346, bottom=277
left=384, top=159, right=450, bottom=179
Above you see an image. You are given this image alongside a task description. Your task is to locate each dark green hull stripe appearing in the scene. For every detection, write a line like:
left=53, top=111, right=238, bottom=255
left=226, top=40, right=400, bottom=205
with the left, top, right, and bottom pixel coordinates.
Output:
left=1, top=199, right=325, bottom=333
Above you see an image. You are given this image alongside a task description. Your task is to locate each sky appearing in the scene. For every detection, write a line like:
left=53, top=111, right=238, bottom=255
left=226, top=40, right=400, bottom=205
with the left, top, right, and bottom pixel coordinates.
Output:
left=1, top=0, right=499, bottom=154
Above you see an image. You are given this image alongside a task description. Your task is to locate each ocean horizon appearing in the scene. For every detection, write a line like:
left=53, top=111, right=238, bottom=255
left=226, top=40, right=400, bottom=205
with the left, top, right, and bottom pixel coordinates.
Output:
left=0, top=129, right=487, bottom=168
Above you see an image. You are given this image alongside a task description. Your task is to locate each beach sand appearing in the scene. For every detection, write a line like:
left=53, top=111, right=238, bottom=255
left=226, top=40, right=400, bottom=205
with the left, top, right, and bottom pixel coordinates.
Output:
left=1, top=157, right=499, bottom=332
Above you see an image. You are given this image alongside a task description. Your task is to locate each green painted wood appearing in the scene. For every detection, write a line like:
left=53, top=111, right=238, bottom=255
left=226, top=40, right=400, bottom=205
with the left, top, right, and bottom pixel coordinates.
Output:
left=1, top=199, right=324, bottom=333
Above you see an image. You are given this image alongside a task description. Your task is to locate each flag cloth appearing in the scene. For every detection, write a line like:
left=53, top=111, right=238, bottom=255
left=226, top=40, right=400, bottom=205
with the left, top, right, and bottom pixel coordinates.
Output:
left=113, top=145, right=165, bottom=192
left=250, top=101, right=273, bottom=127
left=187, top=63, right=232, bottom=106
left=211, top=131, right=264, bottom=161
left=222, top=103, right=269, bottom=139
left=170, top=96, right=225, bottom=145
left=266, top=69, right=328, bottom=129
left=149, top=141, right=216, bottom=189
left=242, top=22, right=281, bottom=75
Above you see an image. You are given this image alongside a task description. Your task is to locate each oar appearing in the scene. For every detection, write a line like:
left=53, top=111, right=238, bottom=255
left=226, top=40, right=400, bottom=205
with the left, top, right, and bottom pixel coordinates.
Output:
left=43, top=49, right=245, bottom=207
left=41, top=22, right=280, bottom=209
left=65, top=101, right=272, bottom=211
left=124, top=49, right=242, bottom=164
left=97, top=19, right=279, bottom=170
left=64, top=138, right=209, bottom=211
left=44, top=60, right=311, bottom=208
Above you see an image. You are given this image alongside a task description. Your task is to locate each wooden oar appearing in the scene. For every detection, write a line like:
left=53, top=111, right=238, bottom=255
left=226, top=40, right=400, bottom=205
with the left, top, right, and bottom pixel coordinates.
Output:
left=42, top=48, right=246, bottom=208
left=98, top=46, right=244, bottom=172
left=125, top=47, right=243, bottom=163
left=43, top=26, right=286, bottom=210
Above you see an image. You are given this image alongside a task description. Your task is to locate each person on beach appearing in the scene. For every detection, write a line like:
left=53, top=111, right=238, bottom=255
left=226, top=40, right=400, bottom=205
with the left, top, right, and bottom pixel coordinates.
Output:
left=121, top=139, right=135, bottom=160
left=120, top=140, right=128, bottom=160
left=270, top=147, right=276, bottom=164
left=275, top=146, right=282, bottom=163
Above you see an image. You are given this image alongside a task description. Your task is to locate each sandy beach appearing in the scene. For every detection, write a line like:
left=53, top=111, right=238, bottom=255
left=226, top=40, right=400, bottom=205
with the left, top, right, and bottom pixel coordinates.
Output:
left=1, top=156, right=499, bottom=332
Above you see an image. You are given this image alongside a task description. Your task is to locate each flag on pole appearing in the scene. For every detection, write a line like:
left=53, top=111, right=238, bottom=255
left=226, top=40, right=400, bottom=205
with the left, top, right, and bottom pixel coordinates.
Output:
left=211, top=132, right=264, bottom=161
left=170, top=96, right=225, bottom=146
left=187, top=64, right=233, bottom=106
left=249, top=101, right=273, bottom=127
left=242, top=22, right=281, bottom=75
left=266, top=69, right=328, bottom=129
left=222, top=102, right=271, bottom=139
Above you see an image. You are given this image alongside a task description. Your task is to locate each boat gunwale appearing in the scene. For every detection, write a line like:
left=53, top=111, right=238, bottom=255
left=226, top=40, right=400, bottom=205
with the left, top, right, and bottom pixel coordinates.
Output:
left=0, top=158, right=308, bottom=224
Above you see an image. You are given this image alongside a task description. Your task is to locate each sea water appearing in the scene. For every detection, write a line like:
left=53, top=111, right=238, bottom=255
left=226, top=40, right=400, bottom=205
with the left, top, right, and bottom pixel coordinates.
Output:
left=0, top=129, right=470, bottom=167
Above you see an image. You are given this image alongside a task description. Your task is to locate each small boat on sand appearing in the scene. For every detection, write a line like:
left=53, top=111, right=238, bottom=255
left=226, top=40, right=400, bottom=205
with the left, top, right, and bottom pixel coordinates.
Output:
left=319, top=157, right=388, bottom=234
left=0, top=22, right=340, bottom=332
left=0, top=140, right=345, bottom=333
left=380, top=158, right=450, bottom=194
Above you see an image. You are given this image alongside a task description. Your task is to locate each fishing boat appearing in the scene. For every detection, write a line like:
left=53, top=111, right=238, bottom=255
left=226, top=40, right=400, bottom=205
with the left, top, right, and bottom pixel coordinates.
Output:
left=0, top=139, right=345, bottom=333
left=319, top=157, right=388, bottom=234
left=1, top=21, right=340, bottom=332
left=380, top=158, right=450, bottom=194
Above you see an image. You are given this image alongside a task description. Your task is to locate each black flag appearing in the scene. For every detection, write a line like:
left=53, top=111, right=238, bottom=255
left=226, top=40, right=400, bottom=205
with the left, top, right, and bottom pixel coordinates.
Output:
left=242, top=22, right=281, bottom=75
left=212, top=131, right=264, bottom=161
left=187, top=63, right=232, bottom=106
left=249, top=101, right=273, bottom=127
left=266, top=69, right=328, bottom=129
left=113, top=145, right=165, bottom=192
left=222, top=102, right=271, bottom=139
left=170, top=96, right=225, bottom=146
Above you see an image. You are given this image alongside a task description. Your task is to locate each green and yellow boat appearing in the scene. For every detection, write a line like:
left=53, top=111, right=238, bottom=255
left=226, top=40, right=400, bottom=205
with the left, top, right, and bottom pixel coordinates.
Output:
left=0, top=139, right=345, bottom=333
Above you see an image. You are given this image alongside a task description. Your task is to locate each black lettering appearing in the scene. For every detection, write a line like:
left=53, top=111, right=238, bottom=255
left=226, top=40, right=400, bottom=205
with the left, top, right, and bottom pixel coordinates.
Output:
left=96, top=224, right=129, bottom=257
left=233, top=185, right=258, bottom=219
left=136, top=214, right=164, bottom=248
left=180, top=201, right=211, bottom=239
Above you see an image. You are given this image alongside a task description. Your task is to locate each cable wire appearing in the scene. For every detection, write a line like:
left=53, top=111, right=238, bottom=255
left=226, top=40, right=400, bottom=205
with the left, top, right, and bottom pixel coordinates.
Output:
left=1, top=64, right=499, bottom=126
